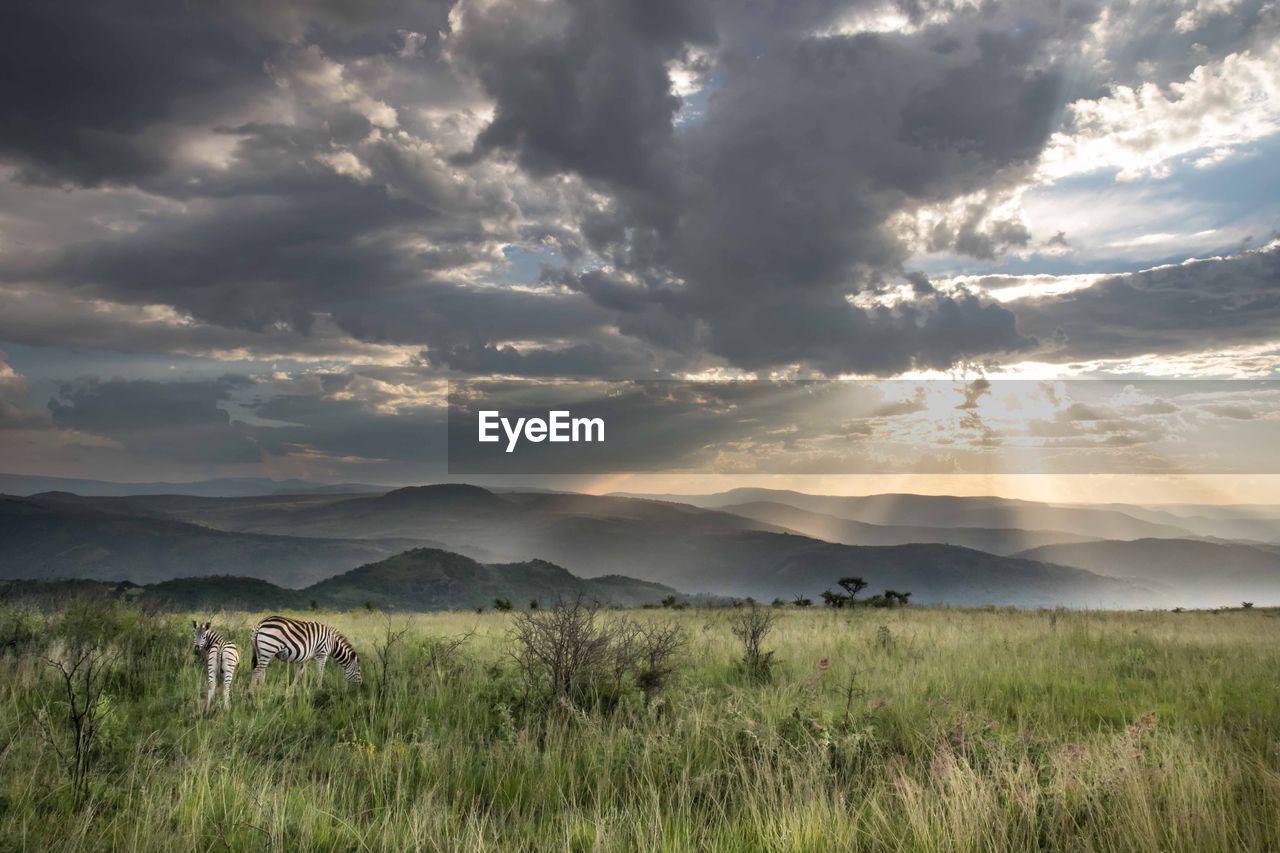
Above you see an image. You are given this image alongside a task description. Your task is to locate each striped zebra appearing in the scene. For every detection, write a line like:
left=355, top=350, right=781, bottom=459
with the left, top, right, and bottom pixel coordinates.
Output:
left=191, top=620, right=239, bottom=711
left=249, top=616, right=363, bottom=689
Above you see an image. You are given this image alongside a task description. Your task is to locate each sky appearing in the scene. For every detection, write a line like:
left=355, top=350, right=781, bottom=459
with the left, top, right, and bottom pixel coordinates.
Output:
left=0, top=0, right=1277, bottom=501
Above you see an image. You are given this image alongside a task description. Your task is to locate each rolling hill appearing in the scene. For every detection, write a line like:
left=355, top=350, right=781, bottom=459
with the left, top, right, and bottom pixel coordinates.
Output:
left=721, top=500, right=1100, bottom=555
left=97, top=485, right=1145, bottom=604
left=621, top=489, right=1197, bottom=540
left=0, top=487, right=1148, bottom=606
left=308, top=548, right=682, bottom=611
left=1, top=548, right=687, bottom=612
left=1016, top=539, right=1280, bottom=607
left=0, top=473, right=389, bottom=498
left=0, top=495, right=435, bottom=586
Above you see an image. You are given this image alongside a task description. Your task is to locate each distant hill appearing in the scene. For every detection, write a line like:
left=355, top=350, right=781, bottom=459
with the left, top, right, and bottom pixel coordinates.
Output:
left=763, top=540, right=1146, bottom=608
left=1054, top=502, right=1280, bottom=542
left=0, top=495, right=431, bottom=587
left=1017, top=539, right=1280, bottom=607
left=309, top=548, right=683, bottom=611
left=0, top=486, right=1148, bottom=606
left=721, top=501, right=1100, bottom=555
left=0, top=472, right=389, bottom=498
left=621, top=489, right=1196, bottom=540
left=1, top=549, right=688, bottom=612
left=75, top=485, right=780, bottom=566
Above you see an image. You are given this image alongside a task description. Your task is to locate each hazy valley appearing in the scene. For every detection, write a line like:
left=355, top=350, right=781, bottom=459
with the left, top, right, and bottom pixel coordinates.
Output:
left=2, top=480, right=1278, bottom=610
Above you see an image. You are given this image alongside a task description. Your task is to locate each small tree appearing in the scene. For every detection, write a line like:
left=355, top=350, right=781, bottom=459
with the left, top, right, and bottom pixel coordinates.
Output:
left=1243, top=602, right=1255, bottom=609
left=730, top=604, right=777, bottom=683
left=493, top=598, right=513, bottom=612
left=35, top=644, right=117, bottom=802
left=793, top=595, right=813, bottom=608
left=372, top=616, right=412, bottom=704
left=838, top=577, right=868, bottom=602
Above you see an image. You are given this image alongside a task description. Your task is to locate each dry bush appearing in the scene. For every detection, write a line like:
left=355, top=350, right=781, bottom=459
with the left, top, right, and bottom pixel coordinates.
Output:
left=730, top=604, right=777, bottom=683
left=34, top=643, right=118, bottom=802
left=509, top=596, right=685, bottom=708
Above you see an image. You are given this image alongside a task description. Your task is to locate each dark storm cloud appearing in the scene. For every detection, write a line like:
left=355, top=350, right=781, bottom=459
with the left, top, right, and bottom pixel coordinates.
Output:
left=451, top=0, right=715, bottom=188
left=454, top=0, right=1079, bottom=372
left=47, top=376, right=262, bottom=463
left=0, top=0, right=1275, bottom=392
left=427, top=342, right=653, bottom=377
left=1015, top=245, right=1280, bottom=361
left=0, top=351, right=46, bottom=429
left=0, top=0, right=599, bottom=368
left=0, top=0, right=265, bottom=186
left=0, top=0, right=462, bottom=187
left=245, top=386, right=447, bottom=465
left=39, top=369, right=447, bottom=469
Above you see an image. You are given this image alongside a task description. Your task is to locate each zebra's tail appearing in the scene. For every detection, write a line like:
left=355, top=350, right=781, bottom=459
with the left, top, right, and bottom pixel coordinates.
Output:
left=250, top=626, right=258, bottom=670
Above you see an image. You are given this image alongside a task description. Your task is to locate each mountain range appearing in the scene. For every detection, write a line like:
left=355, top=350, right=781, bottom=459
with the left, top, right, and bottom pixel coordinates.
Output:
left=0, top=548, right=685, bottom=612
left=0, top=473, right=388, bottom=498
left=0, top=494, right=430, bottom=586
left=1017, top=539, right=1280, bottom=606
left=2, top=479, right=1278, bottom=609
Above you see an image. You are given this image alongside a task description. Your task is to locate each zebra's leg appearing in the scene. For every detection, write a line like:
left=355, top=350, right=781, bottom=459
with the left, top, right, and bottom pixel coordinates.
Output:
left=250, top=647, right=273, bottom=690
left=223, top=655, right=237, bottom=710
left=313, top=649, right=328, bottom=688
left=290, top=659, right=309, bottom=690
left=204, top=651, right=217, bottom=713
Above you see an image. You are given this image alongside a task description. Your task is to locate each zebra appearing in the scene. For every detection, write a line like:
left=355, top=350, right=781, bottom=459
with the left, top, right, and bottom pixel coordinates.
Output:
left=248, top=616, right=363, bottom=689
left=191, top=620, right=239, bottom=711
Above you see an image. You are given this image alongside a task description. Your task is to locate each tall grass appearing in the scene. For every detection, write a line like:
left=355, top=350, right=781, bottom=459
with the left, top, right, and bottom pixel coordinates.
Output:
left=3, top=603, right=1280, bottom=851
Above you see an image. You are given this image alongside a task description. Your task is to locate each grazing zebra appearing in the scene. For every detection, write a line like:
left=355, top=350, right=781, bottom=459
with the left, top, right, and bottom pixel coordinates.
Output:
left=249, top=616, right=363, bottom=689
left=191, top=620, right=239, bottom=711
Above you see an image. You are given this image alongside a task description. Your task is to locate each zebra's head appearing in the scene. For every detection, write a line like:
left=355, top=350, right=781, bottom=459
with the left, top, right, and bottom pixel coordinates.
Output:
left=191, top=620, right=213, bottom=658
left=334, top=633, right=363, bottom=686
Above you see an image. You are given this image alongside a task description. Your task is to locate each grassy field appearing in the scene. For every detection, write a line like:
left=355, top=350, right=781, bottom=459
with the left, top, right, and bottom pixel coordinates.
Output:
left=3, top=602, right=1280, bottom=851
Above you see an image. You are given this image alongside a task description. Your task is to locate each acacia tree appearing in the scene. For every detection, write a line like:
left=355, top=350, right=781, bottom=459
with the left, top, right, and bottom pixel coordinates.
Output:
left=838, top=577, right=868, bottom=601
left=821, top=590, right=849, bottom=608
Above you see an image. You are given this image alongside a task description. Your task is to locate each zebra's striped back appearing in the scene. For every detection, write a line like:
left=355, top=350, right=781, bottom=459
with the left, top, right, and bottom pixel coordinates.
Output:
left=192, top=620, right=239, bottom=710
left=251, top=616, right=362, bottom=685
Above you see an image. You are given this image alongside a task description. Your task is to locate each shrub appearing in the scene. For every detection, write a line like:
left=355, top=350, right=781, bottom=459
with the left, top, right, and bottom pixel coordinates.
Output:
left=730, top=604, right=777, bottom=684
left=509, top=596, right=685, bottom=709
left=0, top=606, right=42, bottom=658
left=34, top=640, right=118, bottom=802
left=510, top=596, right=613, bottom=703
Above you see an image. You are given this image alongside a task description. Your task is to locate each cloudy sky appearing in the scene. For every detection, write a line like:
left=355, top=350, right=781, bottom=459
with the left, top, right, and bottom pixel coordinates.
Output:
left=0, top=0, right=1277, bottom=499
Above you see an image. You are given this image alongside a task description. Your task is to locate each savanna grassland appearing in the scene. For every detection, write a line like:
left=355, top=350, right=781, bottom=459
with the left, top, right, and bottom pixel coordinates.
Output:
left=3, top=602, right=1280, bottom=852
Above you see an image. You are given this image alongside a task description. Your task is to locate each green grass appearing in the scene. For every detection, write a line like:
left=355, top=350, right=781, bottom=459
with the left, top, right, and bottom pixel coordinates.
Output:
left=4, top=604, right=1280, bottom=851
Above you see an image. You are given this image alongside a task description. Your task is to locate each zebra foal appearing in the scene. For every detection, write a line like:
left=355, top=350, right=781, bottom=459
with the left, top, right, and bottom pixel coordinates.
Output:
left=191, top=620, right=239, bottom=711
left=249, top=615, right=363, bottom=689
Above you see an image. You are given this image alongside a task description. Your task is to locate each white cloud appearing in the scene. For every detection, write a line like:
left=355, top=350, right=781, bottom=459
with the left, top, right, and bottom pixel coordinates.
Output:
left=1039, top=45, right=1280, bottom=182
left=1175, top=0, right=1243, bottom=34
left=268, top=45, right=399, bottom=130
